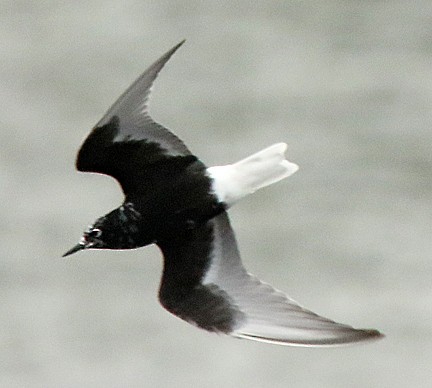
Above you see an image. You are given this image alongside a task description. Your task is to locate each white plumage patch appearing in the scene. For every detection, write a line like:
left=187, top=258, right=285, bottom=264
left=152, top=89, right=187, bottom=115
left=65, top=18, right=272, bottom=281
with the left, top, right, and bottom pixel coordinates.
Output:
left=207, top=143, right=299, bottom=206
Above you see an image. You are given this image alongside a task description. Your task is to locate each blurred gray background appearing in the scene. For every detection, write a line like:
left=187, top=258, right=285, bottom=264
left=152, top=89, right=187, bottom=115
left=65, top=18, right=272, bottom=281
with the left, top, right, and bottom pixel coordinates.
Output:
left=1, top=1, right=431, bottom=387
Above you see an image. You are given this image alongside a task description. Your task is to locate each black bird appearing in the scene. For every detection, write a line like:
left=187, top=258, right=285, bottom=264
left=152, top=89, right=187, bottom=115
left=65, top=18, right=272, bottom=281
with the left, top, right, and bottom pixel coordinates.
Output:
left=64, top=41, right=383, bottom=346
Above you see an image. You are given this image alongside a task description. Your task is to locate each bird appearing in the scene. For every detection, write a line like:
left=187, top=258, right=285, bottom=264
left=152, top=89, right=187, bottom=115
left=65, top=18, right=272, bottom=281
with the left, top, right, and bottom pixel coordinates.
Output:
left=64, top=40, right=383, bottom=346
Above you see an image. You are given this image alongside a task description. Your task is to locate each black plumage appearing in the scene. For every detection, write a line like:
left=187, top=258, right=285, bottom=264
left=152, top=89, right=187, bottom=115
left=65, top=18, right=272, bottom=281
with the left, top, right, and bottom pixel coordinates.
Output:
left=64, top=41, right=383, bottom=346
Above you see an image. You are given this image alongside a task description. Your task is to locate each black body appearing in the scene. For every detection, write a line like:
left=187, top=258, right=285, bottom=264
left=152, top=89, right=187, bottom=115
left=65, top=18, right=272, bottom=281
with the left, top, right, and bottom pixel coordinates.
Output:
left=78, top=115, right=224, bottom=249
left=66, top=41, right=235, bottom=332
left=64, top=41, right=383, bottom=345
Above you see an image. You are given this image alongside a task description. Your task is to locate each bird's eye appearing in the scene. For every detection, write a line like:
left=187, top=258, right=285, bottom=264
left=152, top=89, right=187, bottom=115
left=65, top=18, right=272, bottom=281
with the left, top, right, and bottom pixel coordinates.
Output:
left=88, top=228, right=102, bottom=238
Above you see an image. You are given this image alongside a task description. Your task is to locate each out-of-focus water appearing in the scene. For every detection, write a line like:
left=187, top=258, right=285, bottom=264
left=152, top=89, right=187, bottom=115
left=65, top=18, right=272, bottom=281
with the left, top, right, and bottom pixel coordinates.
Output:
left=1, top=1, right=431, bottom=387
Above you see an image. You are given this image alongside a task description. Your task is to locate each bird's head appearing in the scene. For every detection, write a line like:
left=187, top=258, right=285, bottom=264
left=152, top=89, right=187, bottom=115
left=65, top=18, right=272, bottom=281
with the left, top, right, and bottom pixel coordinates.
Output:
left=63, top=217, right=111, bottom=257
left=63, top=203, right=145, bottom=257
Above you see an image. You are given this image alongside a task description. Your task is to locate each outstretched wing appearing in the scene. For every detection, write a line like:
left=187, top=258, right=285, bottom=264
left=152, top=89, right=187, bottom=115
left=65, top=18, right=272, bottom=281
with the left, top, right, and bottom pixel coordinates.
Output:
left=157, top=212, right=383, bottom=346
left=76, top=40, right=194, bottom=195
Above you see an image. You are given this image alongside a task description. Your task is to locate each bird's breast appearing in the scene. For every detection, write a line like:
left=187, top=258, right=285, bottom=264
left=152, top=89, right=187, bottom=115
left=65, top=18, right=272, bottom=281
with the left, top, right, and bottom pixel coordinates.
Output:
left=131, top=161, right=224, bottom=239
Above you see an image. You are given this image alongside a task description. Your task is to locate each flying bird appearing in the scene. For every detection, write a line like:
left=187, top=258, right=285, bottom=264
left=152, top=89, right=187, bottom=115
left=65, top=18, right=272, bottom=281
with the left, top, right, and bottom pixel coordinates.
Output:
left=64, top=41, right=383, bottom=346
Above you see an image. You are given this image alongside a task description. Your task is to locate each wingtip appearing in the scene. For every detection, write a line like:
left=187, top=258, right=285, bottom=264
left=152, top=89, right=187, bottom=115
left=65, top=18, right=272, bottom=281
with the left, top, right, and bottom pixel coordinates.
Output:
left=172, top=39, right=186, bottom=52
left=340, top=328, right=385, bottom=347
left=232, top=327, right=385, bottom=347
left=363, top=328, right=385, bottom=341
left=160, top=40, right=186, bottom=64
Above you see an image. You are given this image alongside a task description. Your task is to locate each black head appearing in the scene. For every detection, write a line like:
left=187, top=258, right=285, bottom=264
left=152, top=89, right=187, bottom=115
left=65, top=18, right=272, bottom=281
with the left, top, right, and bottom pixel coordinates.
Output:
left=63, top=203, right=150, bottom=257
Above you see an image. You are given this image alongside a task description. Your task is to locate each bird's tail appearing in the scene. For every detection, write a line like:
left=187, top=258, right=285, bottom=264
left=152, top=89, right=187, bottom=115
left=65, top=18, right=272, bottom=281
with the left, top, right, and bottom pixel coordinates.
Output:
left=207, top=143, right=299, bottom=206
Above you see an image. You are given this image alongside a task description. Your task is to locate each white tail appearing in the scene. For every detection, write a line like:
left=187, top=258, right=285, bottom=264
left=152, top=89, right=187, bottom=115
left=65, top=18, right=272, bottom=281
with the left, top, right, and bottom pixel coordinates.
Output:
left=207, top=143, right=299, bottom=206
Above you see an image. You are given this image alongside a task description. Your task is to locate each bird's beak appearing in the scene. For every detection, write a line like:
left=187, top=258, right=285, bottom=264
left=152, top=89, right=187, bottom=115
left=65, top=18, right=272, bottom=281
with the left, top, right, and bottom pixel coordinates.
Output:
left=62, top=243, right=86, bottom=257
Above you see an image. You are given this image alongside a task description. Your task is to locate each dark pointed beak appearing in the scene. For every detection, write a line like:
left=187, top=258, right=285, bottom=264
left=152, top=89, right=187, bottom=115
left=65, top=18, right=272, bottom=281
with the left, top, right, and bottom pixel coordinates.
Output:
left=62, top=243, right=85, bottom=257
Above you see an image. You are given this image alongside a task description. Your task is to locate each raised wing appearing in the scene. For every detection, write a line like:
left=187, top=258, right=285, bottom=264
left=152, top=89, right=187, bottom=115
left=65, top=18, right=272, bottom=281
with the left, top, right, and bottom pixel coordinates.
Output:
left=157, top=212, right=383, bottom=346
left=76, top=40, right=194, bottom=195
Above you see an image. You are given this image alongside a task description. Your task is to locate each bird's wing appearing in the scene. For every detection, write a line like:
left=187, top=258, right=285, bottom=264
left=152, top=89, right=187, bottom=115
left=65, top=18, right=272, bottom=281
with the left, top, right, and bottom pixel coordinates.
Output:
left=76, top=40, right=195, bottom=195
left=157, top=212, right=383, bottom=346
